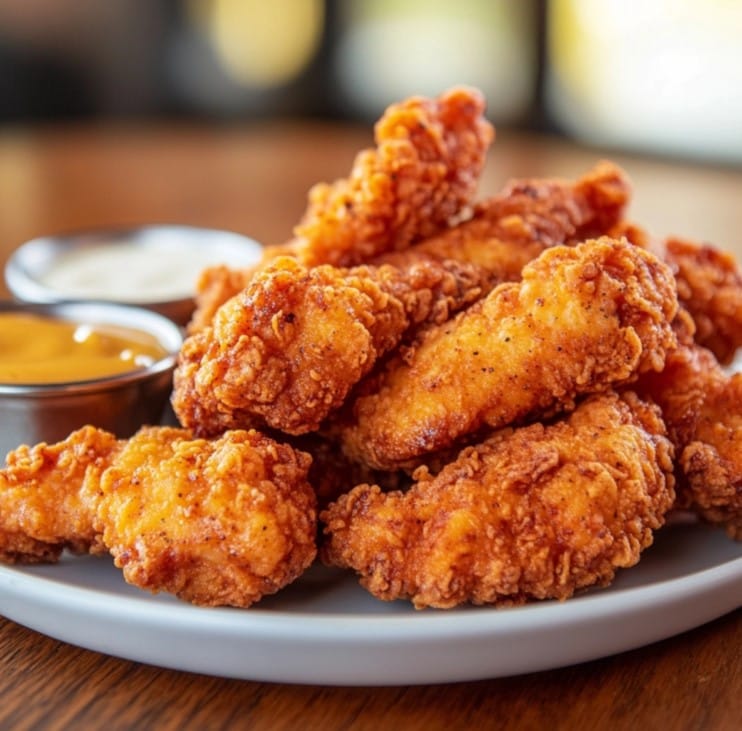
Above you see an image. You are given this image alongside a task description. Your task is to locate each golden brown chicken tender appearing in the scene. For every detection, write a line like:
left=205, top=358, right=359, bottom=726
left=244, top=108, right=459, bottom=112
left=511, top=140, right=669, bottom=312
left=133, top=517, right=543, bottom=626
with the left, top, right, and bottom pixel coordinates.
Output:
left=636, top=341, right=742, bottom=539
left=468, top=158, right=631, bottom=249
left=173, top=254, right=487, bottom=436
left=0, top=426, right=317, bottom=607
left=188, top=87, right=492, bottom=333
left=0, top=425, right=119, bottom=562
left=189, top=160, right=630, bottom=333
left=682, top=385, right=742, bottom=540
left=339, top=237, right=679, bottom=470
left=322, top=391, right=675, bottom=609
left=375, top=159, right=631, bottom=287
left=176, top=162, right=638, bottom=438
left=97, top=426, right=316, bottom=606
left=291, top=86, right=494, bottom=268
left=661, top=236, right=742, bottom=365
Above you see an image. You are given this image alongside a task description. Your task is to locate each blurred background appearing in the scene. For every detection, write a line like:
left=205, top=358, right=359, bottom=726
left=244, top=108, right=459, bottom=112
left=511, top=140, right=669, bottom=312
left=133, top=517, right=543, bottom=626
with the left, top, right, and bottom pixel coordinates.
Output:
left=0, top=0, right=740, bottom=166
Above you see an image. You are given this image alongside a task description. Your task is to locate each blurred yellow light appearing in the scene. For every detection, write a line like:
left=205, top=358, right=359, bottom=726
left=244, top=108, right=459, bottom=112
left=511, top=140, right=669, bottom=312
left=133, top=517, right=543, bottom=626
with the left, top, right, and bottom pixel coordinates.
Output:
left=196, top=0, right=323, bottom=88
left=548, top=0, right=742, bottom=161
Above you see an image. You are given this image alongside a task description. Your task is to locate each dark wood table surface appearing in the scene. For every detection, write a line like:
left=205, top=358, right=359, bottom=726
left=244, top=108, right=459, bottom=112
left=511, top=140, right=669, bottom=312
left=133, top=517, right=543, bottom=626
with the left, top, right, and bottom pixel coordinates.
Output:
left=0, top=121, right=740, bottom=730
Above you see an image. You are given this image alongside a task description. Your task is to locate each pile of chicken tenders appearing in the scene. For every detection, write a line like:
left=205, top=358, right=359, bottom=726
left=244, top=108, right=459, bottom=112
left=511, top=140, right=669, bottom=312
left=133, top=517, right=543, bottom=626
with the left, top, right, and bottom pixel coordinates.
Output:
left=1, top=87, right=740, bottom=609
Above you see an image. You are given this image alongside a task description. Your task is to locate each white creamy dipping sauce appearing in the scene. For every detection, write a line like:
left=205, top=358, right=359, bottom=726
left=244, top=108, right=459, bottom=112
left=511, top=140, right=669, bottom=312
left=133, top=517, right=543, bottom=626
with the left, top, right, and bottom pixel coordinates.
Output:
left=38, top=240, right=259, bottom=302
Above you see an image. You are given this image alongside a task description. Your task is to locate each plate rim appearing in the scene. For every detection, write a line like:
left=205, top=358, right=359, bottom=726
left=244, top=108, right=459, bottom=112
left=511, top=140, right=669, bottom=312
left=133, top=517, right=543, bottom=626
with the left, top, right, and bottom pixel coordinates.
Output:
left=1, top=524, right=740, bottom=685
left=1, top=537, right=740, bottom=628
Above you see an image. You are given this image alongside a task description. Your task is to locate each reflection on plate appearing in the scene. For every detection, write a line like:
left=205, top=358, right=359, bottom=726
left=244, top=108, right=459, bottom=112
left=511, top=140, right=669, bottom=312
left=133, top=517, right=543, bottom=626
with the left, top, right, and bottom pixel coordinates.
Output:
left=0, top=520, right=740, bottom=686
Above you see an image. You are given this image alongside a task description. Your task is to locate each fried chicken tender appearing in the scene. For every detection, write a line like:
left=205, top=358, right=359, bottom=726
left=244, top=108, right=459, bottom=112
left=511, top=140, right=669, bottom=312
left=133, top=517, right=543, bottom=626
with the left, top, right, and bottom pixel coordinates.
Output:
left=607, top=225, right=742, bottom=365
left=375, top=160, right=631, bottom=288
left=466, top=159, right=630, bottom=249
left=173, top=254, right=487, bottom=436
left=98, top=426, right=316, bottom=606
left=339, top=237, right=678, bottom=470
left=189, top=161, right=630, bottom=332
left=0, top=426, right=317, bottom=607
left=291, top=86, right=494, bottom=268
left=684, top=381, right=742, bottom=540
left=188, top=87, right=493, bottom=334
left=0, top=426, right=120, bottom=562
left=322, top=392, right=675, bottom=609
left=637, top=341, right=742, bottom=539
left=176, top=162, right=637, bottom=436
left=661, top=237, right=742, bottom=364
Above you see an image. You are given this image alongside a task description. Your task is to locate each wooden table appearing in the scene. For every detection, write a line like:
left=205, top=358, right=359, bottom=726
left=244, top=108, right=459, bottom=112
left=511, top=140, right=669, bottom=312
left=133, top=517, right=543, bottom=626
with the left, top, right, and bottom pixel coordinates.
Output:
left=0, top=121, right=740, bottom=730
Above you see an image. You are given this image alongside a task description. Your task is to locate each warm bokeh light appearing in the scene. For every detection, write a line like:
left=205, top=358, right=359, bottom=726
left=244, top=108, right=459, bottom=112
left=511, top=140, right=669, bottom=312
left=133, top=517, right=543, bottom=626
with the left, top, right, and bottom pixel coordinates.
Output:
left=548, top=0, right=742, bottom=162
left=190, top=0, right=324, bottom=88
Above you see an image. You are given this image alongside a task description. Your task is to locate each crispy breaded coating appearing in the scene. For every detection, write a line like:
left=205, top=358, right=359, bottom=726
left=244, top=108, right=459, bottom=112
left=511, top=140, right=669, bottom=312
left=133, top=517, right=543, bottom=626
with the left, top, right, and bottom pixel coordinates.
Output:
left=187, top=87, right=492, bottom=333
left=611, top=228, right=742, bottom=364
left=634, top=315, right=706, bottom=450
left=637, top=341, right=742, bottom=539
left=582, top=219, right=742, bottom=367
left=176, top=164, right=637, bottom=436
left=467, top=159, right=630, bottom=249
left=682, top=383, right=742, bottom=540
left=661, top=237, right=742, bottom=364
left=0, top=426, right=317, bottom=607
left=0, top=426, right=120, bottom=562
left=189, top=241, right=299, bottom=334
left=291, top=86, right=494, bottom=268
left=97, top=426, right=316, bottom=606
left=339, top=238, right=678, bottom=470
left=683, top=384, right=742, bottom=540
left=173, top=254, right=487, bottom=436
left=322, top=392, right=675, bottom=608
left=189, top=161, right=630, bottom=333
left=286, top=432, right=410, bottom=509
left=190, top=264, right=260, bottom=334
left=376, top=160, right=631, bottom=287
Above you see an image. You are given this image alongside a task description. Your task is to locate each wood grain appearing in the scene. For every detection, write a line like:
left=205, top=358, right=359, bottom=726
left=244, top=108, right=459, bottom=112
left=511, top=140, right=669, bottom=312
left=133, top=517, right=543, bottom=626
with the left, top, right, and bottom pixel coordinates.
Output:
left=0, top=122, right=740, bottom=730
left=1, top=612, right=739, bottom=730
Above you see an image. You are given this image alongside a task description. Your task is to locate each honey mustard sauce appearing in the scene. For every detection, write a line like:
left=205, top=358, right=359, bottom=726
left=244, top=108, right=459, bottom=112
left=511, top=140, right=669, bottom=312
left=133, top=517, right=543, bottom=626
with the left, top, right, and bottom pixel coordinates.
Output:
left=0, top=312, right=168, bottom=384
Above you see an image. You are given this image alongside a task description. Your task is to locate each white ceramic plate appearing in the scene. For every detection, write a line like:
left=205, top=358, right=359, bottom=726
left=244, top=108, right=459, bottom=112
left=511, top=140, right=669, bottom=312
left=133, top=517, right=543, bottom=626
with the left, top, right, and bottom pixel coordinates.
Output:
left=0, top=518, right=740, bottom=686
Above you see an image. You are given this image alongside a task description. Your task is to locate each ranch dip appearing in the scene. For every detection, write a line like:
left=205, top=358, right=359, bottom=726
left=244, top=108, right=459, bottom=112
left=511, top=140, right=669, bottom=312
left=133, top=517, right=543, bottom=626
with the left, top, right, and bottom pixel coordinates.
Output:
left=37, top=241, right=250, bottom=303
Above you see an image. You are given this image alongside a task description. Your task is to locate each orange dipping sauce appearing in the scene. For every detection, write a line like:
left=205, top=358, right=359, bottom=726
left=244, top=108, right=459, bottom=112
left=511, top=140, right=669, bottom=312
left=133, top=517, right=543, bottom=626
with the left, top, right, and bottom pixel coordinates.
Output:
left=0, top=312, right=169, bottom=384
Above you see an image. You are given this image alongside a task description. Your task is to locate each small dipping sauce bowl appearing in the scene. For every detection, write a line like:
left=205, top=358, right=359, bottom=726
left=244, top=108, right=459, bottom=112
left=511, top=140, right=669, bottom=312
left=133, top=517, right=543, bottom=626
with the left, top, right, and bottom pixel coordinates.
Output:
left=0, top=301, right=183, bottom=459
left=5, top=225, right=263, bottom=326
